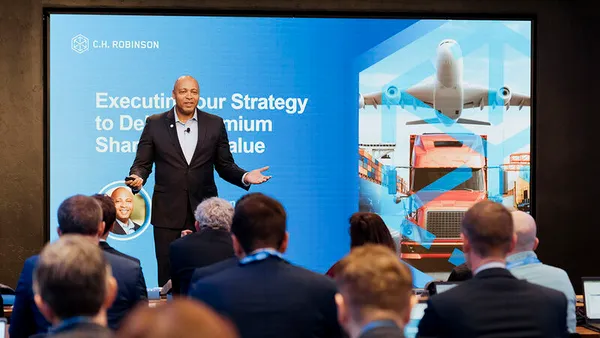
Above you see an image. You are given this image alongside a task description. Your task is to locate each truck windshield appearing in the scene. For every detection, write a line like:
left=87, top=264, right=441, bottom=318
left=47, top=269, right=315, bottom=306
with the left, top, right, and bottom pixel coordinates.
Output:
left=412, top=168, right=484, bottom=192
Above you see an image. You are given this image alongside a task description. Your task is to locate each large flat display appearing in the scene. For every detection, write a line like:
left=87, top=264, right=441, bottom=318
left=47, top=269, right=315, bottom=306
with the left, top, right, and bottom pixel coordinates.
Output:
left=48, top=13, right=532, bottom=288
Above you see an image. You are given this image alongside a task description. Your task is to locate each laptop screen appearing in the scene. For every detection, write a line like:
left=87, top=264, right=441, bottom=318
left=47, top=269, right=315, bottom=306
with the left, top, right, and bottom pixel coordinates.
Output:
left=584, top=279, right=600, bottom=319
left=404, top=302, right=427, bottom=338
left=435, top=282, right=458, bottom=294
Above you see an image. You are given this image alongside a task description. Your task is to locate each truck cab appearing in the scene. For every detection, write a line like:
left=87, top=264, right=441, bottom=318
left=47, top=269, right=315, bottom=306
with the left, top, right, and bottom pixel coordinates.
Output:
left=400, top=133, right=487, bottom=272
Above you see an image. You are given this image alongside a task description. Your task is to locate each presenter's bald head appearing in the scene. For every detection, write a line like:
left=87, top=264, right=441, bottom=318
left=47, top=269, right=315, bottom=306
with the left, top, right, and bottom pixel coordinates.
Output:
left=172, top=75, right=200, bottom=116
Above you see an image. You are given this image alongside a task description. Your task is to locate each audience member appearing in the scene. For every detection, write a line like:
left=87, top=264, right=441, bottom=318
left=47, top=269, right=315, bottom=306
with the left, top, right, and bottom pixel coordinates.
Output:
left=10, top=195, right=148, bottom=337
left=417, top=200, right=568, bottom=338
left=447, top=262, right=472, bottom=282
left=116, top=299, right=239, bottom=338
left=32, top=235, right=117, bottom=338
left=507, top=210, right=577, bottom=333
left=189, top=193, right=343, bottom=338
left=326, top=212, right=396, bottom=277
left=335, top=244, right=413, bottom=338
left=92, top=194, right=141, bottom=264
left=169, top=197, right=236, bottom=295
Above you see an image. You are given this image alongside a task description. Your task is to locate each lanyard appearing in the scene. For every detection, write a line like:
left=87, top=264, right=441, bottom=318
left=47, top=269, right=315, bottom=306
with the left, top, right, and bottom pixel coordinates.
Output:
left=359, top=320, right=399, bottom=336
left=506, top=255, right=541, bottom=269
left=49, top=316, right=96, bottom=334
left=239, top=248, right=283, bottom=265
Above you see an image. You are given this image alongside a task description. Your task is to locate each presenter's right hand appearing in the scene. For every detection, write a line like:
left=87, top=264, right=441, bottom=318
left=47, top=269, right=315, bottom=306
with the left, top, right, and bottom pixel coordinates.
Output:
left=125, top=174, right=143, bottom=190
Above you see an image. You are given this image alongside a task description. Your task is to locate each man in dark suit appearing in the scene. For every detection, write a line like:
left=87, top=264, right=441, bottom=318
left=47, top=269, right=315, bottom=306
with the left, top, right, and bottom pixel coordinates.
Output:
left=92, top=194, right=141, bottom=264
left=417, top=200, right=568, bottom=338
left=126, top=75, right=271, bottom=287
left=189, top=193, right=343, bottom=338
left=32, top=235, right=116, bottom=338
left=187, top=257, right=238, bottom=294
left=10, top=195, right=148, bottom=337
left=334, top=244, right=412, bottom=338
left=169, top=197, right=236, bottom=295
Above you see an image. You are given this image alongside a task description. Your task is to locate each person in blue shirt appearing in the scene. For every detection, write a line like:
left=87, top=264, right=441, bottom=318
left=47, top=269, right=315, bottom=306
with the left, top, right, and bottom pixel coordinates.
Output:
left=506, top=210, right=577, bottom=333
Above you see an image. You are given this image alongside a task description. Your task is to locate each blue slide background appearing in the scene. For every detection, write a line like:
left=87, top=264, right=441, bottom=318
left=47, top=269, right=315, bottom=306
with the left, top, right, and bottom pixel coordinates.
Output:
left=49, top=14, right=419, bottom=287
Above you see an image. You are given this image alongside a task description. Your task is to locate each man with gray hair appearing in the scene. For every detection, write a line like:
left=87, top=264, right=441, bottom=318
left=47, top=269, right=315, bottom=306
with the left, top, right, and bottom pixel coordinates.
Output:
left=506, top=210, right=577, bottom=333
left=169, top=197, right=236, bottom=295
left=33, top=234, right=117, bottom=337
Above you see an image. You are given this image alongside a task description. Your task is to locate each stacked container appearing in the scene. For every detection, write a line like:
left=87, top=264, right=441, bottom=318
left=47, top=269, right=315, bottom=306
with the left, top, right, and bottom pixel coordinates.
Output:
left=358, top=148, right=382, bottom=185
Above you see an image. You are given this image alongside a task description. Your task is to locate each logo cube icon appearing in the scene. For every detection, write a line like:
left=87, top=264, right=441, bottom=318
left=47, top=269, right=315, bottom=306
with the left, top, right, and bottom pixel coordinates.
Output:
left=71, top=34, right=89, bottom=54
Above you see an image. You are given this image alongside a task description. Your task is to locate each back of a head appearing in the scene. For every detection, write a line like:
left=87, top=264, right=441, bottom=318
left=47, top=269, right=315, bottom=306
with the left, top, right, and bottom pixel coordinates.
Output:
left=92, top=194, right=117, bottom=237
left=231, top=193, right=286, bottom=253
left=461, top=200, right=513, bottom=258
left=116, top=299, right=239, bottom=338
left=57, top=194, right=102, bottom=236
left=511, top=210, right=537, bottom=252
left=334, top=244, right=413, bottom=321
left=195, top=197, right=235, bottom=231
left=33, top=234, right=110, bottom=319
left=349, top=212, right=396, bottom=251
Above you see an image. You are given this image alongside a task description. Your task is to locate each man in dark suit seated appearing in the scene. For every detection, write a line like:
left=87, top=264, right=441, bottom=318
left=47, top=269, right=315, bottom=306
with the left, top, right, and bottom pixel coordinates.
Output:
left=32, top=235, right=116, bottom=338
left=92, top=194, right=141, bottom=264
left=334, top=244, right=413, bottom=338
left=417, top=200, right=568, bottom=338
left=10, top=195, right=148, bottom=338
left=189, top=193, right=343, bottom=338
left=169, top=197, right=236, bottom=295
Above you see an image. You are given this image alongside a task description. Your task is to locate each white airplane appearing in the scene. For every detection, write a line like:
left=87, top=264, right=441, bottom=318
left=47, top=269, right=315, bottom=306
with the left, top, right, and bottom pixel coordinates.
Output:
left=359, top=39, right=531, bottom=126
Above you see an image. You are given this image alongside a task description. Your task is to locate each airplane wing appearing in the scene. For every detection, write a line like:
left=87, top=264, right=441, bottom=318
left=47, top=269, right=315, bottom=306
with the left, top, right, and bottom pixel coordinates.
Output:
left=463, top=85, right=531, bottom=110
left=361, top=83, right=435, bottom=109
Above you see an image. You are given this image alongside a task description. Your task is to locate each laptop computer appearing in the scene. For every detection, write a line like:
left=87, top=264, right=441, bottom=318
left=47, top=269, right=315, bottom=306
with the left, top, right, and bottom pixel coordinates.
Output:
left=430, top=281, right=459, bottom=295
left=404, top=299, right=428, bottom=338
left=582, top=277, right=600, bottom=331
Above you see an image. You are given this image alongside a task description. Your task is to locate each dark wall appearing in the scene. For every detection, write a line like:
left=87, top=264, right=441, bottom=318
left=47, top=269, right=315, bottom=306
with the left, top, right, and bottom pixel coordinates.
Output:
left=0, top=0, right=595, bottom=292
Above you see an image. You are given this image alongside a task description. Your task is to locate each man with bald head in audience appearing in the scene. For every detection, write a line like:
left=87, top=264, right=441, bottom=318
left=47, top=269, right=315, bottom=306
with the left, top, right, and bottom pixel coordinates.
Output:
left=507, top=210, right=577, bottom=333
left=417, top=200, right=568, bottom=338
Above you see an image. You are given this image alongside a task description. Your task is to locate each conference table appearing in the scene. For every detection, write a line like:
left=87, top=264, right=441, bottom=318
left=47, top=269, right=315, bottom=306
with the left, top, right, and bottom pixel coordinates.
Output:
left=3, top=299, right=599, bottom=336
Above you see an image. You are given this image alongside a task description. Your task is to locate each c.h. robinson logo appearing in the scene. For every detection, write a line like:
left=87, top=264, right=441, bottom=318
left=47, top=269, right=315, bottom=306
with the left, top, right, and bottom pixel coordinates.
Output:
left=71, top=34, right=89, bottom=54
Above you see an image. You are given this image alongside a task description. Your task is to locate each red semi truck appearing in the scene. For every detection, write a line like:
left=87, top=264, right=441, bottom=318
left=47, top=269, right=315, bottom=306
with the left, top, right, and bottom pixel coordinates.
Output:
left=399, top=133, right=488, bottom=272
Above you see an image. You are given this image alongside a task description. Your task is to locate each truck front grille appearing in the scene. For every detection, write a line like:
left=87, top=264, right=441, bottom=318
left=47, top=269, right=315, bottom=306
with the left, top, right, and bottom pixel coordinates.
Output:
left=426, top=211, right=465, bottom=238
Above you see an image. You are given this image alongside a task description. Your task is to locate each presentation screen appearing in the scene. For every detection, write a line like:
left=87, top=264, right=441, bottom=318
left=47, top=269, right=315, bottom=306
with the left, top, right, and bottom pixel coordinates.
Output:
left=47, top=13, right=532, bottom=288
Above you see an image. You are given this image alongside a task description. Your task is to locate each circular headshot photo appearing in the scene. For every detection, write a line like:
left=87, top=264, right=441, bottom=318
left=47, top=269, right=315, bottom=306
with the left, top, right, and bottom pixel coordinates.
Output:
left=99, top=181, right=152, bottom=241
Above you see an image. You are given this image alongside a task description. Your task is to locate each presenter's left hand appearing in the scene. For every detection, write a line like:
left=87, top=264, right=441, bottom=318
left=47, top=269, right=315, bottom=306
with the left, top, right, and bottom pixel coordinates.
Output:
left=244, top=166, right=272, bottom=185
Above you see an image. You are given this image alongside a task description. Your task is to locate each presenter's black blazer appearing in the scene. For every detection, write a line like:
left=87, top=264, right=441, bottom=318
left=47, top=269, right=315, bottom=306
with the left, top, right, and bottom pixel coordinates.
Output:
left=129, top=108, right=248, bottom=230
left=417, top=268, right=568, bottom=338
left=189, top=256, right=344, bottom=338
